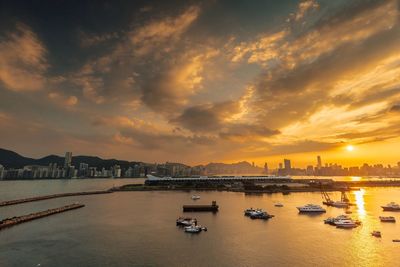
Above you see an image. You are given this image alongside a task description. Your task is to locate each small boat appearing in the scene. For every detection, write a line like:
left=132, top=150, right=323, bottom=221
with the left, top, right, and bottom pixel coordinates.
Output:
left=379, top=216, right=396, bottom=222
left=371, top=231, right=382, bottom=237
left=184, top=224, right=202, bottom=233
left=297, top=204, right=326, bottom=213
left=334, top=219, right=358, bottom=228
left=244, top=208, right=260, bottom=216
left=191, top=195, right=200, bottom=200
left=176, top=217, right=197, bottom=226
left=381, top=202, right=400, bottom=211
left=393, top=239, right=400, bottom=242
left=324, top=215, right=350, bottom=225
left=250, top=211, right=274, bottom=220
left=275, top=203, right=284, bottom=207
left=345, top=210, right=352, bottom=214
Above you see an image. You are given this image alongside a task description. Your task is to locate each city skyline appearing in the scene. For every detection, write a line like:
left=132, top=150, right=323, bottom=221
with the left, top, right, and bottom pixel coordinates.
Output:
left=1, top=0, right=400, bottom=166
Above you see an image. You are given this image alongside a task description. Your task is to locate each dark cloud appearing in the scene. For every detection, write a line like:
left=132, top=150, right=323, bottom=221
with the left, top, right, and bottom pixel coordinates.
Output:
left=171, top=101, right=240, bottom=132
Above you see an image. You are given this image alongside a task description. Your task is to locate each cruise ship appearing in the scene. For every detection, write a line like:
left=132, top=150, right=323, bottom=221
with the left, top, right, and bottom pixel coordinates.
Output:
left=297, top=204, right=326, bottom=213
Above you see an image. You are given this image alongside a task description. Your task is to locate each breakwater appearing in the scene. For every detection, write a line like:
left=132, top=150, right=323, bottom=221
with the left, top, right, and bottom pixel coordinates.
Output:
left=0, top=190, right=112, bottom=207
left=0, top=203, right=85, bottom=230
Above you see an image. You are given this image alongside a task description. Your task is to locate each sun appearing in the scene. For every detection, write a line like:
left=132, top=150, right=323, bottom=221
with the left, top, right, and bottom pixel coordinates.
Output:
left=346, top=145, right=354, bottom=152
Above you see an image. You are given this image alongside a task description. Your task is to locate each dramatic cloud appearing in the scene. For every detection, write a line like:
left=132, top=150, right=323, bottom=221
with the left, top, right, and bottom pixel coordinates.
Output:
left=1, top=0, right=400, bottom=166
left=0, top=24, right=48, bottom=91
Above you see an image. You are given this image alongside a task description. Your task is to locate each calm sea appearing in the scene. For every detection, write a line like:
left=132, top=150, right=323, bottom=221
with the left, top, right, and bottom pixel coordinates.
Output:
left=1, top=179, right=400, bottom=266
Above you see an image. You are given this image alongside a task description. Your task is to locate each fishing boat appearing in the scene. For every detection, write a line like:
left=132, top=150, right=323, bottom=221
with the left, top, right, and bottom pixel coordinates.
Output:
left=379, top=216, right=396, bottom=222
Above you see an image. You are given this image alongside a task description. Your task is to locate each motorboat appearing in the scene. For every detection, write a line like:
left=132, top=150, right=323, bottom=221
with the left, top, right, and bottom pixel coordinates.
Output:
left=371, top=231, right=382, bottom=237
left=244, top=208, right=261, bottom=216
left=325, top=215, right=361, bottom=226
left=324, top=215, right=350, bottom=225
left=176, top=217, right=197, bottom=226
left=334, top=219, right=359, bottom=228
left=191, top=195, right=201, bottom=200
left=381, top=202, right=400, bottom=211
left=184, top=224, right=202, bottom=233
left=297, top=204, right=326, bottom=213
left=250, top=211, right=274, bottom=220
left=379, top=216, right=396, bottom=222
left=275, top=203, right=284, bottom=207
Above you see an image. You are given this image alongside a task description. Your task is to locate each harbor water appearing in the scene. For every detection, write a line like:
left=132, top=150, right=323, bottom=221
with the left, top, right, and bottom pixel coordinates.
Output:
left=1, top=179, right=400, bottom=266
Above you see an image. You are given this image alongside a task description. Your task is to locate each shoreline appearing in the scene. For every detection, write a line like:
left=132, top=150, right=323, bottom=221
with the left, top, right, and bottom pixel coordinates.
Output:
left=2, top=179, right=400, bottom=207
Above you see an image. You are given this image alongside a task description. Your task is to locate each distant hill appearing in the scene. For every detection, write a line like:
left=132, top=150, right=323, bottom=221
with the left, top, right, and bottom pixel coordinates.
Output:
left=0, top=148, right=35, bottom=168
left=0, top=148, right=141, bottom=169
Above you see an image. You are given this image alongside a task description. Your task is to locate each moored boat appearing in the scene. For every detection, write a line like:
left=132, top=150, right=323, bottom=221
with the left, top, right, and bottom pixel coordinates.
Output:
left=297, top=204, right=326, bottom=213
left=176, top=217, right=197, bottom=226
left=244, top=208, right=258, bottom=216
left=250, top=211, right=274, bottom=220
left=334, top=219, right=358, bottom=228
left=184, top=224, right=202, bottom=233
left=381, top=202, right=400, bottom=211
left=371, top=231, right=382, bottom=237
left=379, top=216, right=396, bottom=222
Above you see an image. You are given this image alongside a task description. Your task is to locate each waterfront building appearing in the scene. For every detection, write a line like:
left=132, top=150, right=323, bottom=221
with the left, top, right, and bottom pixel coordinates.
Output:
left=64, top=152, right=72, bottom=168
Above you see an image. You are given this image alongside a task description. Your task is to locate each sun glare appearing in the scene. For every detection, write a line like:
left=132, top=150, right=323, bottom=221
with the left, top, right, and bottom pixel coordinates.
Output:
left=346, top=145, right=354, bottom=152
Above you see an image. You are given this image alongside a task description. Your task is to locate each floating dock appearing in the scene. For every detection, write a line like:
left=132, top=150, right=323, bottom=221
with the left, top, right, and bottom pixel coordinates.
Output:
left=0, top=190, right=111, bottom=207
left=0, top=203, right=85, bottom=230
left=183, top=201, right=219, bottom=212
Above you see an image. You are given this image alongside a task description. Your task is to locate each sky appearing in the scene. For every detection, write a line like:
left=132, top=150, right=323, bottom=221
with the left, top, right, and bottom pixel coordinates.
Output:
left=0, top=0, right=399, bottom=167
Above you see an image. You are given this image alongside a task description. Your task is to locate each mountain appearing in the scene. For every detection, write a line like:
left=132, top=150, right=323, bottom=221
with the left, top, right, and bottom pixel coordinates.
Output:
left=0, top=148, right=141, bottom=169
left=0, top=148, right=35, bottom=168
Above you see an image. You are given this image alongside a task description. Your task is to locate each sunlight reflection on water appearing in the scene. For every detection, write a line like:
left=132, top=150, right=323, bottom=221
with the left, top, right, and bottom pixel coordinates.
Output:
left=354, top=188, right=366, bottom=217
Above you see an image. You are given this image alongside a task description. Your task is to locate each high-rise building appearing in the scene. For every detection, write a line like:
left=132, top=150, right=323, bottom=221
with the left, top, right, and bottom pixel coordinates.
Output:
left=64, top=152, right=72, bottom=168
left=264, top=162, right=268, bottom=174
left=317, top=155, right=322, bottom=169
left=278, top=163, right=283, bottom=169
left=284, top=159, right=291, bottom=170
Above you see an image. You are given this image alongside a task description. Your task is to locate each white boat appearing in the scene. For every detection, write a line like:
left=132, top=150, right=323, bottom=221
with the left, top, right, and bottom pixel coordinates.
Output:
left=176, top=217, right=197, bottom=226
left=191, top=195, right=200, bottom=200
left=334, top=219, right=358, bottom=228
left=297, top=204, right=326, bottom=213
left=275, top=203, right=284, bottom=207
left=244, top=208, right=259, bottom=216
left=184, top=224, right=202, bottom=233
left=324, top=215, right=350, bottom=225
left=381, top=202, right=400, bottom=211
left=250, top=211, right=274, bottom=220
left=379, top=216, right=396, bottom=222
